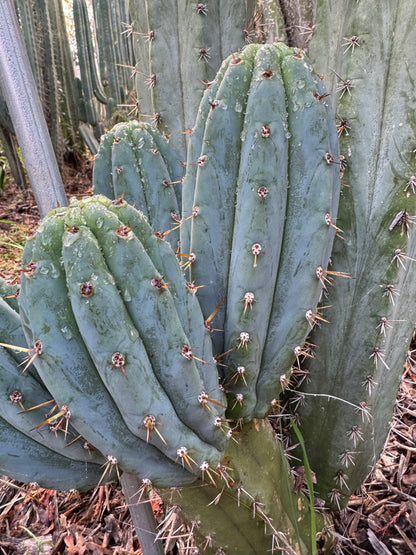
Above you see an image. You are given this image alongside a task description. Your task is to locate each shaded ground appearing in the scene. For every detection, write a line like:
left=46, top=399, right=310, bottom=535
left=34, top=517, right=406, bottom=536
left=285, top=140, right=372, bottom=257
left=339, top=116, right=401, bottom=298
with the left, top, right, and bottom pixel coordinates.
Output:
left=0, top=175, right=415, bottom=554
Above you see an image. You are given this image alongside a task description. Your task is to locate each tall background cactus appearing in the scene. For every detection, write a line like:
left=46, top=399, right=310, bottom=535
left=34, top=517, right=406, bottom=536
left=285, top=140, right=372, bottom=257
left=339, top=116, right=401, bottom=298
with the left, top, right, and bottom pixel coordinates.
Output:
left=282, top=0, right=416, bottom=510
left=128, top=0, right=261, bottom=159
left=73, top=0, right=136, bottom=140
left=14, top=0, right=79, bottom=166
left=0, top=0, right=136, bottom=179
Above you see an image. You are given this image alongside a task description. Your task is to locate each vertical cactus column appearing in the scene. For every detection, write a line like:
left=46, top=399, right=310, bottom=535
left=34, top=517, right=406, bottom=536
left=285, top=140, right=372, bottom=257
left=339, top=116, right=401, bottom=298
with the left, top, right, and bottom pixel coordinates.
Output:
left=49, top=0, right=80, bottom=147
left=181, top=43, right=340, bottom=421
left=14, top=0, right=43, bottom=97
left=14, top=0, right=70, bottom=166
left=0, top=114, right=26, bottom=189
left=128, top=0, right=257, bottom=159
left=34, top=0, right=65, bottom=166
left=92, top=0, right=122, bottom=105
left=289, top=0, right=416, bottom=509
left=0, top=0, right=67, bottom=216
left=94, top=0, right=135, bottom=103
left=74, top=0, right=137, bottom=131
left=73, top=0, right=107, bottom=134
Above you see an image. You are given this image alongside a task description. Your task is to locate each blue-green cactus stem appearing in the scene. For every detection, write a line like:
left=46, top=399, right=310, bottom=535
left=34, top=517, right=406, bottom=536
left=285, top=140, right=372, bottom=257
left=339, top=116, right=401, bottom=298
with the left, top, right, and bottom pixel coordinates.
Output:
left=0, top=344, right=105, bottom=465
left=89, top=195, right=219, bottom=395
left=73, top=0, right=106, bottom=127
left=289, top=0, right=416, bottom=509
left=63, top=205, right=226, bottom=464
left=180, top=58, right=229, bottom=255
left=160, top=421, right=320, bottom=553
left=19, top=213, right=197, bottom=487
left=0, top=295, right=30, bottom=366
left=252, top=46, right=341, bottom=418
left=0, top=416, right=112, bottom=491
left=187, top=45, right=258, bottom=357
left=93, top=121, right=182, bottom=248
left=0, top=276, right=19, bottom=312
left=181, top=43, right=340, bottom=420
left=92, top=0, right=122, bottom=104
left=76, top=199, right=226, bottom=444
left=221, top=44, right=290, bottom=418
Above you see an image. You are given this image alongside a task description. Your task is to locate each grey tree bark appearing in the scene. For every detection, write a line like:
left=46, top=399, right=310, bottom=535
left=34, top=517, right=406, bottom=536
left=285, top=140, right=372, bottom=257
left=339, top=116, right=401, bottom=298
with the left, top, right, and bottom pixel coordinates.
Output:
left=0, top=0, right=67, bottom=216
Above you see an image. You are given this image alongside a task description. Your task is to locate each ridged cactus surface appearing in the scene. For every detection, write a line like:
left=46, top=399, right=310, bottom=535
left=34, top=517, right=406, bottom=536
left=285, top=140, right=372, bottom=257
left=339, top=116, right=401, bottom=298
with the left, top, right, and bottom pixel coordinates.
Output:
left=18, top=197, right=228, bottom=488
left=289, top=0, right=416, bottom=509
left=160, top=421, right=317, bottom=554
left=128, top=0, right=257, bottom=158
left=14, top=0, right=69, bottom=165
left=181, top=42, right=341, bottom=420
left=0, top=278, right=111, bottom=491
left=93, top=121, right=183, bottom=247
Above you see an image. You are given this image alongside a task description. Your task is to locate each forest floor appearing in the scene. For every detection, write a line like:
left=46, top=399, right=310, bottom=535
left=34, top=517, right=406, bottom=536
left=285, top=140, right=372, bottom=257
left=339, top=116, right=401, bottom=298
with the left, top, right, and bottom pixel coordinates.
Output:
left=0, top=172, right=415, bottom=554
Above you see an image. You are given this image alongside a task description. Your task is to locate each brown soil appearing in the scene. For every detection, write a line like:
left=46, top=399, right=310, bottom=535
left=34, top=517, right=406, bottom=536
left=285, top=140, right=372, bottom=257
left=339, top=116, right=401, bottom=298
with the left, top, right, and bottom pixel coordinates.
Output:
left=0, top=171, right=415, bottom=554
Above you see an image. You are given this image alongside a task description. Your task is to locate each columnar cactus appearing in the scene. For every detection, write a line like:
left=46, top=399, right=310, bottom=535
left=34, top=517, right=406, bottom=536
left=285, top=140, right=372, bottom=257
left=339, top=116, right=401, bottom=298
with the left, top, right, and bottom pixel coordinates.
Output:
left=73, top=0, right=107, bottom=130
left=73, top=0, right=135, bottom=131
left=128, top=0, right=257, bottom=158
left=92, top=0, right=122, bottom=105
left=48, top=0, right=80, bottom=147
left=181, top=42, right=341, bottom=420
left=286, top=0, right=416, bottom=510
left=93, top=121, right=183, bottom=247
left=2, top=0, right=416, bottom=547
left=18, top=197, right=228, bottom=486
left=14, top=0, right=71, bottom=165
left=92, top=0, right=134, bottom=106
left=1, top=40, right=340, bottom=550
